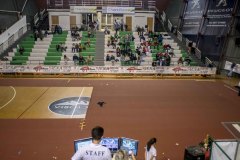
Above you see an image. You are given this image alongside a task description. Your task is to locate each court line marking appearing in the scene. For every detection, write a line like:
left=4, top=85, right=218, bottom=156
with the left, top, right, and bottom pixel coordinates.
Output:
left=0, top=86, right=16, bottom=110
left=222, top=122, right=239, bottom=139
left=195, top=79, right=216, bottom=82
left=71, top=87, right=85, bottom=118
left=224, top=85, right=238, bottom=93
left=232, top=124, right=240, bottom=133
left=17, top=87, right=50, bottom=119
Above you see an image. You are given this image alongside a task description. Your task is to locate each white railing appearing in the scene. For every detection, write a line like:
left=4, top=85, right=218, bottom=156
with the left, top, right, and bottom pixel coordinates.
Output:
left=185, top=38, right=190, bottom=47
left=195, top=48, right=201, bottom=60
left=161, top=11, right=166, bottom=22
left=168, top=19, right=172, bottom=32
left=177, top=30, right=182, bottom=42
left=0, top=16, right=27, bottom=55
left=0, top=44, right=3, bottom=54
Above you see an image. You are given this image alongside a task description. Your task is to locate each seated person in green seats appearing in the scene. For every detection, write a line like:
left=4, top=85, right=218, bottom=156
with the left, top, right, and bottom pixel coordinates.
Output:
left=73, top=54, right=79, bottom=65
left=18, top=46, right=25, bottom=55
left=184, top=56, right=192, bottom=65
left=78, top=55, right=85, bottom=65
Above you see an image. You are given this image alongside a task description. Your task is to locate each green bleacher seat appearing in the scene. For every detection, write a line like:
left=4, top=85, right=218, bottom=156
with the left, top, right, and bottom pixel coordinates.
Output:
left=15, top=52, right=31, bottom=56
left=10, top=60, right=26, bottom=65
left=12, top=56, right=29, bottom=61
left=45, top=56, right=61, bottom=61
left=44, top=61, right=59, bottom=65
left=47, top=52, right=62, bottom=56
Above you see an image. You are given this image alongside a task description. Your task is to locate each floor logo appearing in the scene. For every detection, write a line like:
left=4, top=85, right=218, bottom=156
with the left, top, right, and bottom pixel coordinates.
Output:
left=49, top=97, right=90, bottom=116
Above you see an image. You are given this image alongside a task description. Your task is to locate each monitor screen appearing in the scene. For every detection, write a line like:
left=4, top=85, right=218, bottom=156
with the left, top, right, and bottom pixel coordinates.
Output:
left=120, top=137, right=138, bottom=156
left=74, top=137, right=92, bottom=152
left=100, top=137, right=119, bottom=153
left=74, top=137, right=120, bottom=153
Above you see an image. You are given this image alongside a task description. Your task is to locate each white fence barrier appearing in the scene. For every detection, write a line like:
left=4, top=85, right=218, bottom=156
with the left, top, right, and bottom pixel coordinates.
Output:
left=177, top=30, right=182, bottom=42
left=224, top=61, right=240, bottom=74
left=0, top=16, right=27, bottom=55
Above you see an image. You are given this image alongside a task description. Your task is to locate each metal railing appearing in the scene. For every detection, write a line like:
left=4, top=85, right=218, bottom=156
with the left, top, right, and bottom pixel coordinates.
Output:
left=0, top=24, right=27, bottom=55
left=47, top=0, right=156, bottom=11
left=177, top=30, right=182, bottom=42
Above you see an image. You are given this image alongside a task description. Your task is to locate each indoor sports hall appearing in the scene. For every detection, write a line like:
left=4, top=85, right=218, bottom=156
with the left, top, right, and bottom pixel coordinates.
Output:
left=0, top=0, right=240, bottom=160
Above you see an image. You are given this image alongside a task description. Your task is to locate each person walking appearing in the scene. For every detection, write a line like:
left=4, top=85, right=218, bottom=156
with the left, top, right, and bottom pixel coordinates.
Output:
left=145, top=138, right=157, bottom=160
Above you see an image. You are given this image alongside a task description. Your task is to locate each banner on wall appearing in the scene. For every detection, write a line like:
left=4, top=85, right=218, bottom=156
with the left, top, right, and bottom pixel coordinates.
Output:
left=70, top=6, right=97, bottom=13
left=102, top=7, right=135, bottom=14
left=202, top=0, right=234, bottom=35
left=181, top=0, right=206, bottom=35
left=0, top=65, right=216, bottom=75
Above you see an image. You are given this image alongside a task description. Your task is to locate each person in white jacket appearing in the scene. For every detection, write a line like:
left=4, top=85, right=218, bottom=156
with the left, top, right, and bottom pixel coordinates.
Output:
left=145, top=138, right=157, bottom=160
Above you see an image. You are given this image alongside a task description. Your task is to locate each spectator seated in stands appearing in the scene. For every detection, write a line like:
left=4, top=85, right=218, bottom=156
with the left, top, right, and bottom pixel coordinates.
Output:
left=158, top=34, right=163, bottom=45
left=165, top=54, right=171, bottom=66
left=71, top=27, right=81, bottom=41
left=18, top=46, right=25, bottom=55
left=72, top=43, right=76, bottom=52
left=84, top=38, right=91, bottom=47
left=124, top=55, right=131, bottom=64
left=87, top=30, right=94, bottom=38
left=178, top=57, right=183, bottom=65
left=60, top=43, right=67, bottom=52
left=79, top=55, right=85, bottom=65
left=86, top=55, right=93, bottom=65
left=139, top=34, right=145, bottom=42
left=184, top=56, right=192, bottom=65
left=104, top=26, right=110, bottom=35
left=116, top=47, right=121, bottom=57
left=168, top=48, right=175, bottom=57
left=54, top=25, right=62, bottom=34
left=73, top=54, right=79, bottom=65
left=39, top=29, right=44, bottom=40
left=106, top=54, right=110, bottom=61
left=64, top=55, right=70, bottom=65
left=130, top=53, right=137, bottom=64
left=1, top=56, right=8, bottom=61
left=163, top=44, right=171, bottom=50
left=110, top=55, right=116, bottom=66
left=56, top=43, right=60, bottom=52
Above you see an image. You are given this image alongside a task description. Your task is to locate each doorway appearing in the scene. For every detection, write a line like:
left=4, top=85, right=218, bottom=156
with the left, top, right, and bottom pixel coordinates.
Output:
left=102, top=14, right=113, bottom=30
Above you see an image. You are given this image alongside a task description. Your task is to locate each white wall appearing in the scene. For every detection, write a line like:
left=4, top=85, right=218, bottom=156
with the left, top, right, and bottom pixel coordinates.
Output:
left=123, top=12, right=155, bottom=31
left=59, top=16, right=70, bottom=30
left=48, top=11, right=155, bottom=31
left=49, top=11, right=82, bottom=30
left=134, top=16, right=147, bottom=29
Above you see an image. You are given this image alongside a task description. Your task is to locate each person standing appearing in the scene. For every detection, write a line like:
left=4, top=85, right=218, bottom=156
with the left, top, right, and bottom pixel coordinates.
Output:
left=71, top=126, right=112, bottom=160
left=145, top=138, right=157, bottom=160
left=227, top=62, right=236, bottom=77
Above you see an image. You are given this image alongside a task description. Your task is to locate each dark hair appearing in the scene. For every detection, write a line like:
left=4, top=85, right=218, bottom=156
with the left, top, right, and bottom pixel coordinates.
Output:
left=146, top=138, right=157, bottom=151
left=91, top=126, right=104, bottom=140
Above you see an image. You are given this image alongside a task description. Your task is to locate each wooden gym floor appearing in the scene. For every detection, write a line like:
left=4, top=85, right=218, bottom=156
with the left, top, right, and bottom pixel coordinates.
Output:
left=0, top=78, right=239, bottom=160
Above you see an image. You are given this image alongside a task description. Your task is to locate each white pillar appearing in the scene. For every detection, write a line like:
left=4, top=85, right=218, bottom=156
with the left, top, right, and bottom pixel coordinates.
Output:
left=97, top=12, right=102, bottom=31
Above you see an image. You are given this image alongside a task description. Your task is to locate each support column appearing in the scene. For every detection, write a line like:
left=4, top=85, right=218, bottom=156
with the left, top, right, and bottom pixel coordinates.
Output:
left=97, top=12, right=102, bottom=31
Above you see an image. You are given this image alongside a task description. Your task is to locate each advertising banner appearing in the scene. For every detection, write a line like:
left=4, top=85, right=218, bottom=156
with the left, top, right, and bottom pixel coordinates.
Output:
left=0, top=65, right=216, bottom=75
left=102, top=7, right=135, bottom=14
left=70, top=6, right=97, bottom=13
left=181, top=0, right=206, bottom=35
left=202, top=0, right=234, bottom=35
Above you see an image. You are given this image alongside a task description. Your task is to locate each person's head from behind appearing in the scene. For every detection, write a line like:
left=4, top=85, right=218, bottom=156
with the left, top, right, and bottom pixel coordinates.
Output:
left=112, top=149, right=126, bottom=160
left=91, top=126, right=104, bottom=141
left=147, top=137, right=157, bottom=151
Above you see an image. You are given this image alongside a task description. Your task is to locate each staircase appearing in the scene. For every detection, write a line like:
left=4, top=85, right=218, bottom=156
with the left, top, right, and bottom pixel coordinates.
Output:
left=94, top=31, right=105, bottom=66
